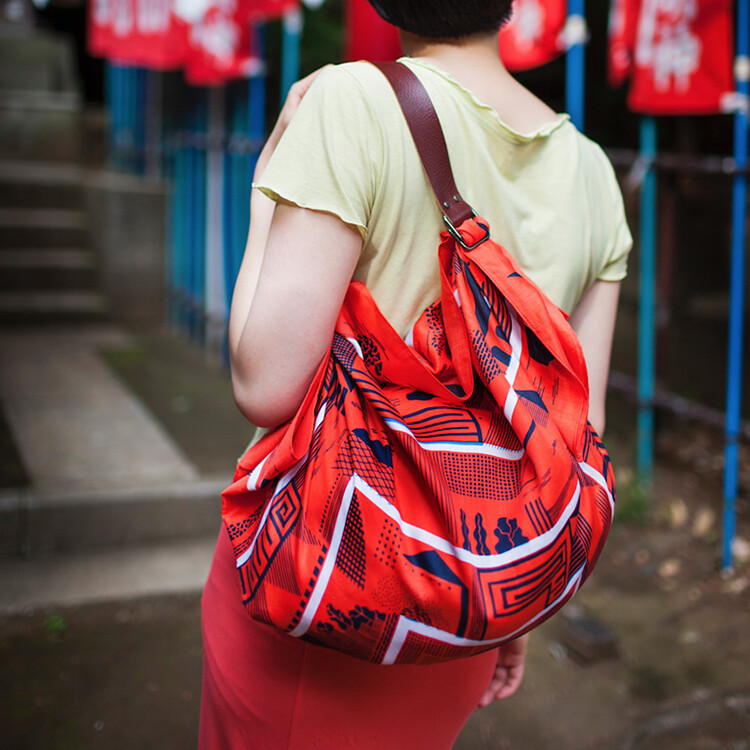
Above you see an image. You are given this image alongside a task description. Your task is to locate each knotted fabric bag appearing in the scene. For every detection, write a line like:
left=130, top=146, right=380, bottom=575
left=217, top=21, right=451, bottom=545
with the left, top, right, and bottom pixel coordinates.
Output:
left=221, top=64, right=615, bottom=665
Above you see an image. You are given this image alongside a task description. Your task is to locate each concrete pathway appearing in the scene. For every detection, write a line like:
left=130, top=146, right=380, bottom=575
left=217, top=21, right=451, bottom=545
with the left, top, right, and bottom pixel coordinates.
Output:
left=0, top=325, right=217, bottom=610
left=0, top=537, right=216, bottom=615
left=0, top=326, right=197, bottom=494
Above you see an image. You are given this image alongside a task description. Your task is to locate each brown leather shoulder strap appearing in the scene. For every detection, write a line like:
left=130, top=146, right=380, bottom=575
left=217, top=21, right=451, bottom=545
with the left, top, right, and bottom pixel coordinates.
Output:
left=373, top=61, right=475, bottom=230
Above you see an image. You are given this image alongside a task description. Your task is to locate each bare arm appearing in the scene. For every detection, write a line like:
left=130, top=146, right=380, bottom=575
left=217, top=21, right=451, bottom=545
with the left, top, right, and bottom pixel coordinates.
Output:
left=567, top=280, right=622, bottom=435
left=229, top=205, right=361, bottom=427
left=228, top=68, right=362, bottom=428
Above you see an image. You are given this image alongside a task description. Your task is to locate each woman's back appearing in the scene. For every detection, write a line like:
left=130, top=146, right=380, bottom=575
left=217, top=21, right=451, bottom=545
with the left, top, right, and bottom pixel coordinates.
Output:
left=257, top=59, right=631, bottom=334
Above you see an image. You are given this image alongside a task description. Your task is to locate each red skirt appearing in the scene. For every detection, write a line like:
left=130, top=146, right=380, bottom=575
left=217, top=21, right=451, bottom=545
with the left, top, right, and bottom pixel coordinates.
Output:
left=199, top=527, right=498, bottom=749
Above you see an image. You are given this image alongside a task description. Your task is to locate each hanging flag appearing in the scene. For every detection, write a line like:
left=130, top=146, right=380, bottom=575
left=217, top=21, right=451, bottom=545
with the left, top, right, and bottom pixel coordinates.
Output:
left=627, top=0, right=735, bottom=115
left=89, top=0, right=189, bottom=69
left=89, top=0, right=299, bottom=84
left=607, top=0, right=640, bottom=87
left=498, top=0, right=567, bottom=71
left=244, top=0, right=298, bottom=20
left=181, top=0, right=262, bottom=85
left=344, top=0, right=402, bottom=62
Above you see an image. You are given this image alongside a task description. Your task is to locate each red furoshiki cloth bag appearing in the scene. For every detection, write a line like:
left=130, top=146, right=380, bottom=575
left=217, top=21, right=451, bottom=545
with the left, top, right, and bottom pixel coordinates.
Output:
left=222, top=63, right=615, bottom=665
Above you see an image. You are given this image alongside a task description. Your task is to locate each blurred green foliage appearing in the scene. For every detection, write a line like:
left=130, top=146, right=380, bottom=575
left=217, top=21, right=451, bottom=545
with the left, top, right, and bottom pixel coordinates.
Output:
left=44, top=612, right=68, bottom=638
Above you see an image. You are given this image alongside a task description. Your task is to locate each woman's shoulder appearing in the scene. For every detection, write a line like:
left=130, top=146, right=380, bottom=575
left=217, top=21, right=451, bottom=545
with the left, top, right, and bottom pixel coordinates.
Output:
left=309, top=61, right=398, bottom=102
left=573, top=130, right=622, bottom=193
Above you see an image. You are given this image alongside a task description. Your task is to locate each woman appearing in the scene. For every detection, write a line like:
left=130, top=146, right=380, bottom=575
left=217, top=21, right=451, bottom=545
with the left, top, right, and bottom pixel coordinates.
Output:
left=200, top=1, right=632, bottom=747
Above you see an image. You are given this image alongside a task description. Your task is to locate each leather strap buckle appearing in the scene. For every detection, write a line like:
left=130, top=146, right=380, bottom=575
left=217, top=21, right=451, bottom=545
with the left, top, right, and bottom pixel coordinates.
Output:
left=443, top=215, right=489, bottom=250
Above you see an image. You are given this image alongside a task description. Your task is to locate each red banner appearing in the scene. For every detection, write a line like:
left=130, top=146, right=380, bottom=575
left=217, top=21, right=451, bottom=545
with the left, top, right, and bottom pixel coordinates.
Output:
left=243, top=0, right=297, bottom=21
left=498, top=0, right=567, bottom=71
left=89, top=0, right=298, bottom=84
left=89, top=0, right=189, bottom=69
left=181, top=0, right=262, bottom=86
left=627, top=0, right=734, bottom=115
left=344, top=0, right=402, bottom=62
left=607, top=0, right=640, bottom=87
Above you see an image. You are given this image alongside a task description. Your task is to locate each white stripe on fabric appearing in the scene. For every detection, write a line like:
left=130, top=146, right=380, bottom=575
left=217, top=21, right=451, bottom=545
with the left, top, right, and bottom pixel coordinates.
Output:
left=236, top=455, right=307, bottom=568
left=245, top=402, right=326, bottom=494
left=345, top=337, right=364, bottom=359
left=382, top=418, right=523, bottom=461
left=503, top=307, right=523, bottom=424
left=578, top=461, right=615, bottom=516
left=241, top=401, right=328, bottom=563
left=314, top=401, right=327, bottom=430
left=354, top=474, right=580, bottom=569
left=381, top=565, right=586, bottom=664
left=288, top=475, right=357, bottom=638
left=246, top=454, right=270, bottom=491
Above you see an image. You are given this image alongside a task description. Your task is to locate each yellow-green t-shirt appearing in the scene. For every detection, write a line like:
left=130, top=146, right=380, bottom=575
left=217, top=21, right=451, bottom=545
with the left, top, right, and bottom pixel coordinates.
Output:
left=256, top=58, right=632, bottom=336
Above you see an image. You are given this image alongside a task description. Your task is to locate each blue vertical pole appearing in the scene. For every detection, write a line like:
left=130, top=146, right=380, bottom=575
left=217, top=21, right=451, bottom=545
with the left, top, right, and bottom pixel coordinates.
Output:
left=188, top=93, right=199, bottom=338
left=223, top=88, right=238, bottom=315
left=637, top=117, right=658, bottom=483
left=111, top=64, right=123, bottom=167
left=723, top=0, right=749, bottom=570
left=184, top=100, right=196, bottom=334
left=565, top=0, right=586, bottom=132
left=171, top=140, right=186, bottom=329
left=281, top=8, right=302, bottom=102
left=123, top=66, right=134, bottom=170
left=194, top=90, right=208, bottom=343
left=134, top=68, right=146, bottom=175
left=205, top=85, right=227, bottom=354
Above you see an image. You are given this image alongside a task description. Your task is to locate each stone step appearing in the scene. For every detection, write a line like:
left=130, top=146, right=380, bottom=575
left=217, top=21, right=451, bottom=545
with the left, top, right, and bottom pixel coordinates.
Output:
left=0, top=249, right=98, bottom=291
left=0, top=160, right=85, bottom=185
left=0, top=535, right=217, bottom=615
left=0, top=290, right=107, bottom=324
left=0, top=477, right=226, bottom=558
left=0, top=176, right=85, bottom=210
left=0, top=248, right=94, bottom=268
left=0, top=207, right=88, bottom=247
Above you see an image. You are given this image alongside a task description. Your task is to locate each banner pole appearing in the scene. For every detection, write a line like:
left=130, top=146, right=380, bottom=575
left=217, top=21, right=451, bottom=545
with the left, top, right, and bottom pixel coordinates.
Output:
left=566, top=0, right=586, bottom=131
left=281, top=8, right=302, bottom=101
left=224, top=90, right=238, bottom=318
left=112, top=64, right=124, bottom=168
left=205, top=85, right=227, bottom=357
left=194, top=90, right=208, bottom=344
left=124, top=66, right=134, bottom=171
left=170, top=130, right=185, bottom=331
left=637, top=115, right=658, bottom=483
left=723, top=0, right=749, bottom=570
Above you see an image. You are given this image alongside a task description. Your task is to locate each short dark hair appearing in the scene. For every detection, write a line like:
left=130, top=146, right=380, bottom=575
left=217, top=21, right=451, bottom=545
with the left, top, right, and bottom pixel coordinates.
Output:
left=366, top=0, right=514, bottom=39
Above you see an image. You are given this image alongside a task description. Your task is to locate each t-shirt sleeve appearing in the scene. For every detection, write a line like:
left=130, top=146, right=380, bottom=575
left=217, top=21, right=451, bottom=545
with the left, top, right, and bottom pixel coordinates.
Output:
left=593, top=148, right=633, bottom=283
left=253, top=64, right=383, bottom=239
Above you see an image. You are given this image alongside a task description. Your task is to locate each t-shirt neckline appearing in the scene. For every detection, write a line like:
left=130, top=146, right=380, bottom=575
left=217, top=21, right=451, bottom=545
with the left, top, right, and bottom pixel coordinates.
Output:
left=398, top=56, right=570, bottom=143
